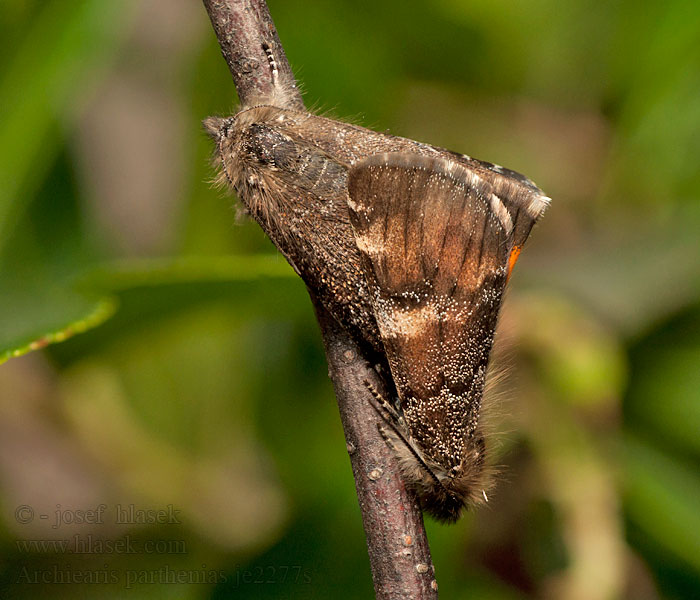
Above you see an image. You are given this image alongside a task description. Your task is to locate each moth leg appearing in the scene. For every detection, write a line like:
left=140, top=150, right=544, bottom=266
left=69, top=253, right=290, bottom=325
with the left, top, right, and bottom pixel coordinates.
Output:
left=364, top=380, right=416, bottom=457
left=376, top=423, right=398, bottom=451
left=363, top=379, right=402, bottom=422
left=367, top=382, right=447, bottom=493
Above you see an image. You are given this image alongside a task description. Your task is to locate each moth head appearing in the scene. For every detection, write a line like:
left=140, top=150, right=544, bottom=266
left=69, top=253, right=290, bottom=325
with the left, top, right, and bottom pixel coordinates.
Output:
left=206, top=108, right=301, bottom=186
left=203, top=115, right=241, bottom=187
left=202, top=116, right=233, bottom=141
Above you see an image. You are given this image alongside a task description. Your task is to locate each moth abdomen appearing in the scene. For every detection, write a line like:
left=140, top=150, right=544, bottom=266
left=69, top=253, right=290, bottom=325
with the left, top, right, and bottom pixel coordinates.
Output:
left=387, top=417, right=493, bottom=523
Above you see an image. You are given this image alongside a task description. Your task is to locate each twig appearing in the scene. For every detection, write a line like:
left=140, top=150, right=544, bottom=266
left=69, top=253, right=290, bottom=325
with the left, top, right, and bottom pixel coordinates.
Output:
left=201, top=0, right=438, bottom=597
left=315, top=305, right=438, bottom=598
left=202, top=0, right=303, bottom=110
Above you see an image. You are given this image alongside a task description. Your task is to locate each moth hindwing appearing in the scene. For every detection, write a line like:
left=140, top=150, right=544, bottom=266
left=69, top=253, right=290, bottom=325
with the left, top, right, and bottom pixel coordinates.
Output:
left=205, top=104, right=550, bottom=522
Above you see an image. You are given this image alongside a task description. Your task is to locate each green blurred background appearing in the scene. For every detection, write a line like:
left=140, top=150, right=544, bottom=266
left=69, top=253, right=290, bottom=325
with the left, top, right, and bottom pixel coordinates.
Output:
left=1, top=0, right=699, bottom=598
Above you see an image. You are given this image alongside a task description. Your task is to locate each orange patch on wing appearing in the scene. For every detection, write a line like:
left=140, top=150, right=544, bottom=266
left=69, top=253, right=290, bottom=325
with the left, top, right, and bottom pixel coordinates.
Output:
left=506, top=245, right=522, bottom=282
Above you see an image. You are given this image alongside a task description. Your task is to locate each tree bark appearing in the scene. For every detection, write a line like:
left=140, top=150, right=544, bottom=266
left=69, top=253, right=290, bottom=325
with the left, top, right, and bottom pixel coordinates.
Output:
left=201, top=1, right=438, bottom=597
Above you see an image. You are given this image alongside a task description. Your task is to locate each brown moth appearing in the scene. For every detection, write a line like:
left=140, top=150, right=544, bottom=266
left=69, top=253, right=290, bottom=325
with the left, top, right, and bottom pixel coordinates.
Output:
left=204, top=69, right=549, bottom=523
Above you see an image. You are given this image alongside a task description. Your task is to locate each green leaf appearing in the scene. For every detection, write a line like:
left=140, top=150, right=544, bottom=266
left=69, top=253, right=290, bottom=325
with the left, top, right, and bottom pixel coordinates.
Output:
left=623, top=433, right=700, bottom=572
left=0, top=254, right=303, bottom=366
left=626, top=306, right=700, bottom=459
left=0, top=291, right=116, bottom=365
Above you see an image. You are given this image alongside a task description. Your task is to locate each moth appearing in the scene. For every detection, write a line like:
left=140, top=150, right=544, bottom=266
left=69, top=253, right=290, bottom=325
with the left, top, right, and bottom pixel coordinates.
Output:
left=204, top=70, right=549, bottom=523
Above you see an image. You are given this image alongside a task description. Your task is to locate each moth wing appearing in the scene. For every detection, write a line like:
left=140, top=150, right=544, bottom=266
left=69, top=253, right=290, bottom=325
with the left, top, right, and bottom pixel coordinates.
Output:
left=457, top=154, right=550, bottom=276
left=347, top=153, right=546, bottom=448
left=347, top=152, right=502, bottom=401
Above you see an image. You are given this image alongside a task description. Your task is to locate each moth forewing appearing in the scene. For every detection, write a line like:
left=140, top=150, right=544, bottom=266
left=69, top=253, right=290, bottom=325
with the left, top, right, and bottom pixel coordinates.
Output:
left=347, top=153, right=546, bottom=522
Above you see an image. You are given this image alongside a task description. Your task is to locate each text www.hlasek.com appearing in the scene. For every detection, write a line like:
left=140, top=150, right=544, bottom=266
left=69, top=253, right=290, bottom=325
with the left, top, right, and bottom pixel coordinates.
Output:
left=16, top=535, right=186, bottom=555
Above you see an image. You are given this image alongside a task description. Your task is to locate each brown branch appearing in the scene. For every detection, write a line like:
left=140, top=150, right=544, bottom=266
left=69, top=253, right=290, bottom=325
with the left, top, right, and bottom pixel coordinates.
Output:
left=201, top=1, right=437, bottom=597
left=202, top=0, right=303, bottom=110
left=315, top=305, right=438, bottom=599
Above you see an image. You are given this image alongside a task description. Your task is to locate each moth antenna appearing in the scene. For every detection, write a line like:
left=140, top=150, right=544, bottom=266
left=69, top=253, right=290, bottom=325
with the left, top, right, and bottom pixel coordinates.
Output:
left=362, top=380, right=448, bottom=493
left=244, top=43, right=300, bottom=109
left=261, top=43, right=279, bottom=86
